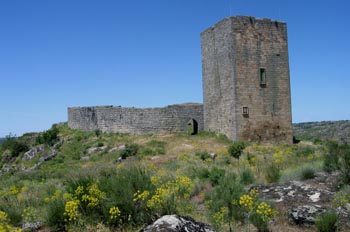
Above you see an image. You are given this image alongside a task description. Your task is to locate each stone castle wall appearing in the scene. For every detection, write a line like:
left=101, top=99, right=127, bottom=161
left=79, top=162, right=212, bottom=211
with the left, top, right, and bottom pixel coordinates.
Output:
left=68, top=103, right=204, bottom=134
left=68, top=15, right=293, bottom=143
left=201, top=16, right=292, bottom=143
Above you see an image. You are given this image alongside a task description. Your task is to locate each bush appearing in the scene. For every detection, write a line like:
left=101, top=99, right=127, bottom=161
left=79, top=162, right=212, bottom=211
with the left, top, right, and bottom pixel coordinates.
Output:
left=265, top=164, right=281, bottom=183
left=206, top=172, right=245, bottom=224
left=36, top=125, right=59, bottom=146
left=322, top=142, right=350, bottom=185
left=197, top=167, right=210, bottom=179
left=118, top=143, right=139, bottom=159
left=315, top=210, right=337, bottom=232
left=300, top=167, right=316, bottom=180
left=195, top=151, right=210, bottom=161
left=239, top=189, right=276, bottom=232
left=45, top=196, right=66, bottom=230
left=0, top=134, right=29, bottom=160
left=240, top=168, right=255, bottom=185
left=339, top=144, right=350, bottom=185
left=98, top=166, right=154, bottom=225
left=228, top=141, right=246, bottom=160
left=249, top=211, right=269, bottom=232
left=208, top=167, right=225, bottom=186
left=323, top=142, right=340, bottom=173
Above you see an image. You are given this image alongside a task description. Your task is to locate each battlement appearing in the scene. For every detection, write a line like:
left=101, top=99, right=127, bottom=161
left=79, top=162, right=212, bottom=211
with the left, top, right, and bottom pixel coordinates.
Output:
left=201, top=16, right=286, bottom=35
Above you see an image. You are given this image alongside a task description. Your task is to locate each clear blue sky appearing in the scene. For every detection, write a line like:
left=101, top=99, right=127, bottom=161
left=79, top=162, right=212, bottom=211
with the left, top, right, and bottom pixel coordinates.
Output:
left=1, top=0, right=349, bottom=137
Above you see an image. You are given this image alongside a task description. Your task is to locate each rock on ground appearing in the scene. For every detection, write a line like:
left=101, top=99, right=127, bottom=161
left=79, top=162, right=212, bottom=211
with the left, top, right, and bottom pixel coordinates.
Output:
left=140, top=215, right=216, bottom=232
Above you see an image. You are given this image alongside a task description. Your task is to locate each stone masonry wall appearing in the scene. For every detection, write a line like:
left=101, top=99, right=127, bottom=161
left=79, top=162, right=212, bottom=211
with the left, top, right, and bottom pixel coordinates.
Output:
left=68, top=103, right=203, bottom=134
left=201, top=16, right=292, bottom=143
left=201, top=18, right=237, bottom=139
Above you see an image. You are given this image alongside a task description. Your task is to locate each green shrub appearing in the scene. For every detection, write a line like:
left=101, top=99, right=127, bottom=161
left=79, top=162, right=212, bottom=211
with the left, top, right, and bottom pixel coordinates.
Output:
left=323, top=142, right=340, bottom=173
left=45, top=197, right=65, bottom=230
left=97, top=141, right=104, bottom=147
left=0, top=134, right=29, bottom=161
left=94, top=129, right=102, bottom=137
left=197, top=167, right=210, bottom=179
left=228, top=141, right=246, bottom=160
left=323, top=152, right=339, bottom=173
left=249, top=211, right=269, bottom=232
left=265, top=164, right=281, bottom=183
left=36, top=125, right=59, bottom=146
left=322, top=142, right=350, bottom=185
left=208, top=167, right=225, bottom=186
left=118, top=143, right=139, bottom=159
left=300, top=167, right=316, bottom=180
left=195, top=151, right=210, bottom=161
left=315, top=210, right=337, bottom=232
left=339, top=144, right=350, bottom=185
left=240, top=168, right=255, bottom=185
left=98, top=166, right=154, bottom=225
left=206, top=172, right=245, bottom=224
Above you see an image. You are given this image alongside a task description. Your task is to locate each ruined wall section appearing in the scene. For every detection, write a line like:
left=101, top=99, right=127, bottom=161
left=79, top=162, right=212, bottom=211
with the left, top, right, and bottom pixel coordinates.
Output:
left=201, top=18, right=237, bottom=139
left=68, top=104, right=203, bottom=134
left=232, top=16, right=292, bottom=143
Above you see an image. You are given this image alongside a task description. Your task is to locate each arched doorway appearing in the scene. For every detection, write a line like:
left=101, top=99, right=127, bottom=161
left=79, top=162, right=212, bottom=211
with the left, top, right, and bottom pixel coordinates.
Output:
left=187, top=119, right=198, bottom=135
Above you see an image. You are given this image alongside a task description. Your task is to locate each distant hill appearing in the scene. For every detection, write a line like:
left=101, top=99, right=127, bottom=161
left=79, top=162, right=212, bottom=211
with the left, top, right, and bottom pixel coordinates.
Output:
left=0, top=138, right=5, bottom=144
left=293, top=120, right=350, bottom=143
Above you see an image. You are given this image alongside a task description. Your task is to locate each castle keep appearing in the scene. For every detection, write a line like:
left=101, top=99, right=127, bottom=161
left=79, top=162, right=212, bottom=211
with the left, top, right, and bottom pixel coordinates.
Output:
left=68, top=16, right=293, bottom=143
left=201, top=16, right=292, bottom=142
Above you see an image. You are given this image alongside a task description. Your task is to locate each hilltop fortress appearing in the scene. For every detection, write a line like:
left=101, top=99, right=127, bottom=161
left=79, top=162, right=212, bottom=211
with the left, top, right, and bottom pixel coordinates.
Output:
left=68, top=16, right=292, bottom=143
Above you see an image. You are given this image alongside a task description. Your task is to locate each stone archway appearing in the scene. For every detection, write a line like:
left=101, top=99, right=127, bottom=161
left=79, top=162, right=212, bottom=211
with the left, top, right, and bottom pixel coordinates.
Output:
left=187, top=119, right=198, bottom=135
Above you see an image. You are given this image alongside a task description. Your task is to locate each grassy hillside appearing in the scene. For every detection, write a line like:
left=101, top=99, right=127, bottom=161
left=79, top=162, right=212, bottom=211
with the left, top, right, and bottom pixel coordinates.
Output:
left=0, top=123, right=349, bottom=231
left=293, top=120, right=350, bottom=143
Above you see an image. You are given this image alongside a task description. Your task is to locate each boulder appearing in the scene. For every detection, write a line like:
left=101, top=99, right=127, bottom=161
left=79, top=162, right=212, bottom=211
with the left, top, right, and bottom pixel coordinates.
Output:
left=22, top=221, right=43, bottom=232
left=255, top=180, right=334, bottom=205
left=140, top=215, right=215, bottom=232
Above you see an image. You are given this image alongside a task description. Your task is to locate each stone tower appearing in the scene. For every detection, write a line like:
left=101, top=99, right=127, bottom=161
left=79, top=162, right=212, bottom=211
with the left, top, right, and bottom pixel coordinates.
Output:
left=201, top=16, right=292, bottom=143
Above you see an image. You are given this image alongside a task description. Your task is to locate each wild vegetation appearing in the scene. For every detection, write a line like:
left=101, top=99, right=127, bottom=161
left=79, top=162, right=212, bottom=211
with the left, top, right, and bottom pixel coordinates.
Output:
left=293, top=120, right=350, bottom=143
left=0, top=123, right=349, bottom=231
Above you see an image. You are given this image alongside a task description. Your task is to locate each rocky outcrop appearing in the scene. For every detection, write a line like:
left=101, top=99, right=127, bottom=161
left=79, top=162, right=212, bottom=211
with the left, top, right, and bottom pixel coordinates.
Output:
left=255, top=180, right=335, bottom=205
left=253, top=172, right=339, bottom=226
left=22, top=146, right=44, bottom=161
left=140, top=215, right=215, bottom=232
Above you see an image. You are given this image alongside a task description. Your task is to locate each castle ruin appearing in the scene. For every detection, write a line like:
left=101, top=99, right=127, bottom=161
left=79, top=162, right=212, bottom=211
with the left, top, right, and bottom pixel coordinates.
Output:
left=68, top=16, right=293, bottom=143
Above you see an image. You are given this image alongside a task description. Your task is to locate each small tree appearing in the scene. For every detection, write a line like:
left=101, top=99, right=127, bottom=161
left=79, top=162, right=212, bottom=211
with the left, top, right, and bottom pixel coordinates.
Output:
left=0, top=134, right=29, bottom=160
left=228, top=141, right=246, bottom=164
